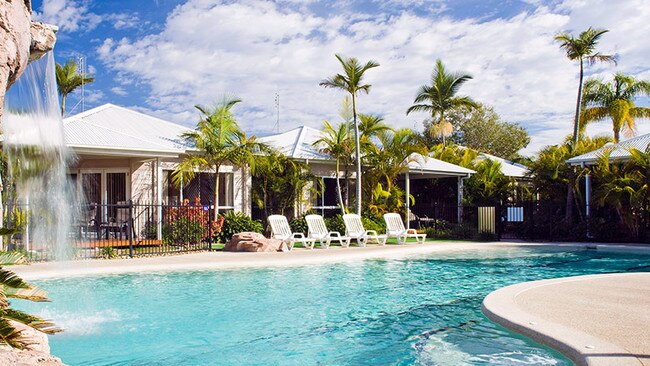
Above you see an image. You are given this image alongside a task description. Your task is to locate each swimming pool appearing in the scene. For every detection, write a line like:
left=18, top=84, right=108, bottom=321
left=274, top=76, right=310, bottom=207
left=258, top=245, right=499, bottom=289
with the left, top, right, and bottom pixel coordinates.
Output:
left=15, top=246, right=650, bottom=365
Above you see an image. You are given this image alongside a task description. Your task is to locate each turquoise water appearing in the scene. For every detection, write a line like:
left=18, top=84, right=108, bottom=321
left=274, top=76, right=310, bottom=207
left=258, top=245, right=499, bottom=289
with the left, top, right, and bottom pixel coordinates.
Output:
left=15, top=246, right=650, bottom=365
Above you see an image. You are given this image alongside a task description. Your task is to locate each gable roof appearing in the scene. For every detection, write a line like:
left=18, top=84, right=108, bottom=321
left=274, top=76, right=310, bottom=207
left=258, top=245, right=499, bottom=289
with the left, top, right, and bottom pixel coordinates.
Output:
left=258, top=125, right=331, bottom=161
left=64, top=104, right=194, bottom=157
left=477, top=152, right=529, bottom=178
left=408, top=153, right=475, bottom=177
left=261, top=125, right=474, bottom=177
left=567, top=133, right=650, bottom=166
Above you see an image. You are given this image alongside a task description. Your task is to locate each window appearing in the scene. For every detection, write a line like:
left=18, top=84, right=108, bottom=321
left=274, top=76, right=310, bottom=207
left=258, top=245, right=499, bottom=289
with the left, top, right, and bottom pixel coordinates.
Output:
left=81, top=173, right=101, bottom=205
left=182, top=172, right=234, bottom=212
left=164, top=170, right=180, bottom=205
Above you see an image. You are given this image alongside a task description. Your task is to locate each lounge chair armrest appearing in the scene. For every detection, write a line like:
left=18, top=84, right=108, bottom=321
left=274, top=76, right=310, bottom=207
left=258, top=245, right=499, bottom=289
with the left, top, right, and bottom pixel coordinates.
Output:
left=365, top=230, right=378, bottom=236
left=292, top=233, right=306, bottom=239
left=328, top=231, right=342, bottom=237
left=406, top=229, right=418, bottom=235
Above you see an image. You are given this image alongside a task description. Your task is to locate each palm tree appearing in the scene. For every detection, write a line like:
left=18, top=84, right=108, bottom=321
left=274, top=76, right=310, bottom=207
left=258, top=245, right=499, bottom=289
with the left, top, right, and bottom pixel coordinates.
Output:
left=358, top=113, right=391, bottom=144
left=320, top=54, right=380, bottom=215
left=406, top=59, right=478, bottom=146
left=581, top=73, right=650, bottom=142
left=313, top=121, right=352, bottom=215
left=0, top=251, right=61, bottom=348
left=363, top=128, right=427, bottom=214
left=55, top=59, right=95, bottom=117
left=592, top=147, right=649, bottom=238
left=173, top=97, right=266, bottom=219
left=555, top=27, right=616, bottom=143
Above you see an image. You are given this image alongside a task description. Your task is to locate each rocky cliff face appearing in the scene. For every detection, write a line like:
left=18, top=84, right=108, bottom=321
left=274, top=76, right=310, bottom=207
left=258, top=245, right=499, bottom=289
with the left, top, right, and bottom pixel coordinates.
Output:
left=0, top=0, right=57, bottom=118
left=0, top=321, right=65, bottom=366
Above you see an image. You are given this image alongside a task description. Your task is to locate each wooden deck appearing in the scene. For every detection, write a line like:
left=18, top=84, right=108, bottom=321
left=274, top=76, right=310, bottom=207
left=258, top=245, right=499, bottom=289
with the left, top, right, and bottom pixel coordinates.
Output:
left=30, top=239, right=164, bottom=250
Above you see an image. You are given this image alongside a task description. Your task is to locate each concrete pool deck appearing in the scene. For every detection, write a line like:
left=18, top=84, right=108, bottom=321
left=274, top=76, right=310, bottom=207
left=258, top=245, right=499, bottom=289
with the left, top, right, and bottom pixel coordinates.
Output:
left=12, top=241, right=648, bottom=280
left=13, top=241, right=507, bottom=280
left=483, top=272, right=650, bottom=366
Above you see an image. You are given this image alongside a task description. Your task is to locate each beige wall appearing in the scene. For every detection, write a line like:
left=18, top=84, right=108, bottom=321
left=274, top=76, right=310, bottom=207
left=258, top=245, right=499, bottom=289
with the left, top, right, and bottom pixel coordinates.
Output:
left=71, top=154, right=251, bottom=214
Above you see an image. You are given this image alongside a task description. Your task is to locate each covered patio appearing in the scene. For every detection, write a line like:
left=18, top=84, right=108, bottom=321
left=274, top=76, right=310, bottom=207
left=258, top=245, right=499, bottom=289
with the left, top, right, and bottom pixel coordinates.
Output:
left=402, top=153, right=475, bottom=229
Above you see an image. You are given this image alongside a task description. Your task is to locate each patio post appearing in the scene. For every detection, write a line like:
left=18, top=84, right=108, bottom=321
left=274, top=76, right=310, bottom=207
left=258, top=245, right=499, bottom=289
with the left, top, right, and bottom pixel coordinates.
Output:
left=585, top=173, right=591, bottom=218
left=179, top=175, right=184, bottom=204
left=457, top=177, right=464, bottom=224
left=156, top=157, right=163, bottom=241
left=405, top=171, right=410, bottom=230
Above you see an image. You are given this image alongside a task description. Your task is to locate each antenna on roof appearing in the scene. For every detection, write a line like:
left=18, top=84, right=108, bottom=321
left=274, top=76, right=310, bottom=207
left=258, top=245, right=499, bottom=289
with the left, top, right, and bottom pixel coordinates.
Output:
left=274, top=92, right=280, bottom=133
left=77, top=55, right=86, bottom=112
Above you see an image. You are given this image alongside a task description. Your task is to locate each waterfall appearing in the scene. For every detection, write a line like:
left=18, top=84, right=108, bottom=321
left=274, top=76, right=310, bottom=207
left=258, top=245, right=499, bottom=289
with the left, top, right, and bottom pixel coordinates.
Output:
left=2, top=52, right=77, bottom=260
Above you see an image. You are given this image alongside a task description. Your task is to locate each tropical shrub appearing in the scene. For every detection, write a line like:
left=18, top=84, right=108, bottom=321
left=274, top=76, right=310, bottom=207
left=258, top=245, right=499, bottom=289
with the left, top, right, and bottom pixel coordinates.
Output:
left=163, top=206, right=224, bottom=245
left=0, top=250, right=61, bottom=348
left=362, top=214, right=386, bottom=233
left=591, top=147, right=649, bottom=240
left=424, top=221, right=477, bottom=240
left=252, top=153, right=314, bottom=219
left=100, top=246, right=118, bottom=259
left=162, top=216, right=205, bottom=245
left=289, top=213, right=311, bottom=235
left=215, top=211, right=263, bottom=243
left=325, top=214, right=346, bottom=234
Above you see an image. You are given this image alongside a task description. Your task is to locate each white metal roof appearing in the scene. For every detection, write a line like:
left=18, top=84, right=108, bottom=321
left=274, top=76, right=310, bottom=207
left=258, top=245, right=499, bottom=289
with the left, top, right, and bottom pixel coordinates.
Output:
left=407, top=153, right=475, bottom=178
left=477, top=152, right=529, bottom=178
left=567, top=133, right=650, bottom=166
left=258, top=126, right=336, bottom=161
left=261, top=126, right=475, bottom=177
left=64, top=104, right=194, bottom=156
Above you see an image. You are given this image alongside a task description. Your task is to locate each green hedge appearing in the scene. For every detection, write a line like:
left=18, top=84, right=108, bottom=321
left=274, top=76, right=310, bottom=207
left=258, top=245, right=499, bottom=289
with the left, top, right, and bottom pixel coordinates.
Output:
left=215, top=211, right=263, bottom=243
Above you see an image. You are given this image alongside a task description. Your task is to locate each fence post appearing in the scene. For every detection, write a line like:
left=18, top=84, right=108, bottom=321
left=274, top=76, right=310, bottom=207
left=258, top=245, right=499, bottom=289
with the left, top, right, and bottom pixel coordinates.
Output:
left=128, top=200, right=134, bottom=258
left=207, top=200, right=213, bottom=251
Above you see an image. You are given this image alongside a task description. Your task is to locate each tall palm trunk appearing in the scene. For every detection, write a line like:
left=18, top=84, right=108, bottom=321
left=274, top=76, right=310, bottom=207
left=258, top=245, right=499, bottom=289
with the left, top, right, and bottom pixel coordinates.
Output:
left=439, top=113, right=446, bottom=147
left=335, top=158, right=345, bottom=215
left=60, top=94, right=67, bottom=117
left=213, top=165, right=220, bottom=220
left=352, top=94, right=362, bottom=215
left=565, top=182, right=574, bottom=222
left=572, top=58, right=584, bottom=144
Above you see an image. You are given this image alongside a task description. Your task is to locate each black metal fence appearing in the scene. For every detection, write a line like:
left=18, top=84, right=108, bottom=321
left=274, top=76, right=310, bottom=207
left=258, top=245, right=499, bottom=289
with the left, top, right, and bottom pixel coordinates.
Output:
left=414, top=202, right=650, bottom=243
left=5, top=201, right=218, bottom=261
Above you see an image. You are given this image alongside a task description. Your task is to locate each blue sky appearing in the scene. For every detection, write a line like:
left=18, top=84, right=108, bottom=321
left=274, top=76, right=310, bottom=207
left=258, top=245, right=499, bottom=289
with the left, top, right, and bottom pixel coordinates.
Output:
left=33, top=0, right=650, bottom=155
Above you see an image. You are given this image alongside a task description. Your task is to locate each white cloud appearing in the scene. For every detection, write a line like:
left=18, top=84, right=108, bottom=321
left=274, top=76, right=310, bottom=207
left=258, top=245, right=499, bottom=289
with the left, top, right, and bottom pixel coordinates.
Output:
left=96, top=0, right=650, bottom=156
left=111, top=86, right=128, bottom=96
left=105, top=13, right=141, bottom=30
left=34, top=0, right=101, bottom=32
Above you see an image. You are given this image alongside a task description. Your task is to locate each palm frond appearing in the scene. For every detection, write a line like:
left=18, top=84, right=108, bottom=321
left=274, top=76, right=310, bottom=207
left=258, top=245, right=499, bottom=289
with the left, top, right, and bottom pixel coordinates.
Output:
left=0, top=318, right=24, bottom=349
left=0, top=252, right=25, bottom=266
left=2, top=309, right=62, bottom=334
left=0, top=269, right=30, bottom=290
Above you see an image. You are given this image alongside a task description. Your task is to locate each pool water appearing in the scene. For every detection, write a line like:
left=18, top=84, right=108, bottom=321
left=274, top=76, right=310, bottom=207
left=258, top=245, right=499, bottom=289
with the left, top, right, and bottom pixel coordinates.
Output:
left=15, top=246, right=650, bottom=365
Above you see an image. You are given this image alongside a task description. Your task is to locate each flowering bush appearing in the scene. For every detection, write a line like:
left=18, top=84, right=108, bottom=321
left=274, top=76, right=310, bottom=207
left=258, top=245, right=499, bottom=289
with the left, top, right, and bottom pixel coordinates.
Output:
left=163, top=205, right=224, bottom=245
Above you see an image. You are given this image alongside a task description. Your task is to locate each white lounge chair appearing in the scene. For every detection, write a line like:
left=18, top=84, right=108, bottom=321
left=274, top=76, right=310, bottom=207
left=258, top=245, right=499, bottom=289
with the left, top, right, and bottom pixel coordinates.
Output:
left=268, top=215, right=315, bottom=250
left=342, top=214, right=387, bottom=247
left=305, top=214, right=350, bottom=248
left=383, top=213, right=426, bottom=244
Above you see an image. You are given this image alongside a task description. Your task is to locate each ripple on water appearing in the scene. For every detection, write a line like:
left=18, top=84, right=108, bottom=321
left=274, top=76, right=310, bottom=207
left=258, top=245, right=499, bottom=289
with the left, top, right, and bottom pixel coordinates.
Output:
left=14, top=246, right=649, bottom=365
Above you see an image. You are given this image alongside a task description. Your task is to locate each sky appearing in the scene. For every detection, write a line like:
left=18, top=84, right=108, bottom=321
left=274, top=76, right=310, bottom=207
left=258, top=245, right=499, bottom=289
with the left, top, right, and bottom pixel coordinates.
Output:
left=32, top=0, right=650, bottom=156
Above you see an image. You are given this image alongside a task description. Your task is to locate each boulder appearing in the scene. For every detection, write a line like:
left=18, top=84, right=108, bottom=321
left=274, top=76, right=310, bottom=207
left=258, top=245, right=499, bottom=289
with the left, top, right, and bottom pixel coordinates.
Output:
left=0, top=0, right=57, bottom=118
left=0, top=321, right=66, bottom=365
left=224, top=232, right=288, bottom=252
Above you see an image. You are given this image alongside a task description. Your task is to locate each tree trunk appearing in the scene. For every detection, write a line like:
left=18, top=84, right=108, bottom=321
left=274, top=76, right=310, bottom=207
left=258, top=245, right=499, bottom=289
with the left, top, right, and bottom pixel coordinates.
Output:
left=613, top=128, right=620, bottom=143
left=335, top=158, right=345, bottom=215
left=352, top=93, right=362, bottom=215
left=213, top=165, right=220, bottom=220
left=565, top=182, right=574, bottom=223
left=344, top=163, right=350, bottom=207
left=572, top=58, right=584, bottom=144
left=60, top=94, right=67, bottom=117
